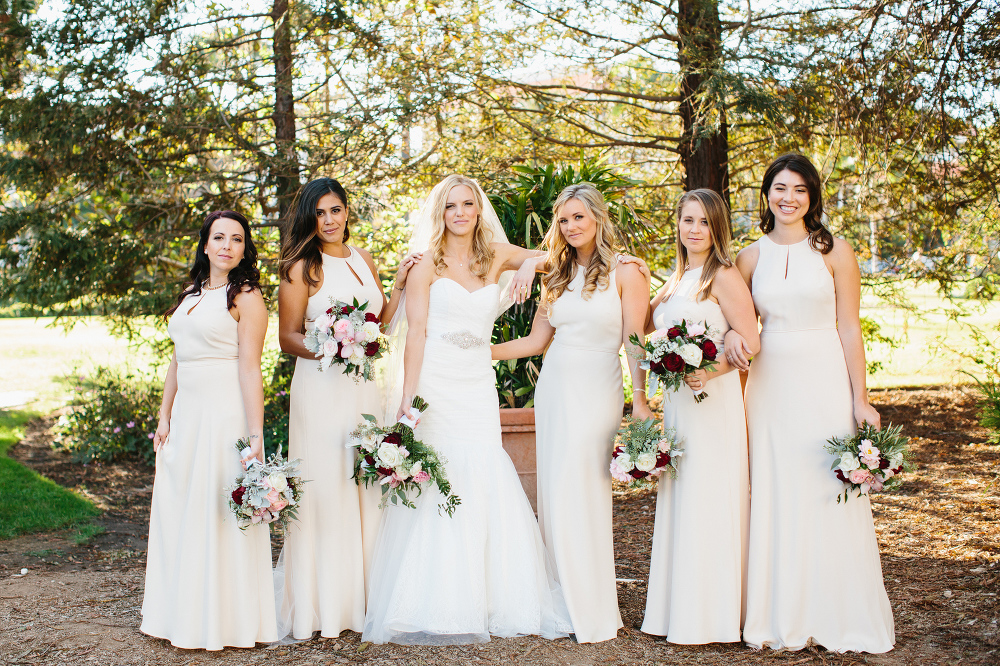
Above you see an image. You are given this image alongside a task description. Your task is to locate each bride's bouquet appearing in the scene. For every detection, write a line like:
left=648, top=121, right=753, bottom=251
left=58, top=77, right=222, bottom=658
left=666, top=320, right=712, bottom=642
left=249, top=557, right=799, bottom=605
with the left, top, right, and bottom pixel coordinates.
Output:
left=826, top=422, right=911, bottom=503
left=349, top=397, right=461, bottom=517
left=226, top=438, right=305, bottom=530
left=304, top=297, right=387, bottom=382
left=610, top=417, right=683, bottom=487
left=630, top=319, right=719, bottom=403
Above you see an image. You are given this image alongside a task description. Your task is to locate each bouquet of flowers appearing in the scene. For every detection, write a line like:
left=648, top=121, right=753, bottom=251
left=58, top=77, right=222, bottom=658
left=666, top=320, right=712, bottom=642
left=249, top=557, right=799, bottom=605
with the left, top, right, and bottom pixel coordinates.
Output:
left=304, top=297, right=387, bottom=382
left=630, top=319, right=719, bottom=403
left=609, top=417, right=683, bottom=487
left=826, top=422, right=911, bottom=503
left=349, top=396, right=461, bottom=516
left=226, top=438, right=305, bottom=530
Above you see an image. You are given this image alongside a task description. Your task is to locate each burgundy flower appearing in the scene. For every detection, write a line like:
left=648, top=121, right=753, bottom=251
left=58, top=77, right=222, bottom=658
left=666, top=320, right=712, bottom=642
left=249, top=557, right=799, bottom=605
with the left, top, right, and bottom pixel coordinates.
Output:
left=879, top=458, right=890, bottom=469
left=365, top=341, right=380, bottom=356
left=613, top=445, right=624, bottom=457
left=835, top=469, right=847, bottom=482
left=383, top=432, right=402, bottom=445
left=650, top=360, right=665, bottom=375
left=326, top=307, right=334, bottom=315
left=893, top=465, right=904, bottom=475
left=365, top=454, right=376, bottom=466
left=664, top=353, right=684, bottom=373
left=630, top=468, right=647, bottom=479
left=376, top=466, right=393, bottom=476
left=655, top=451, right=671, bottom=468
left=702, top=340, right=718, bottom=361
left=364, top=312, right=380, bottom=323
left=667, top=325, right=683, bottom=339
left=231, top=486, right=246, bottom=505
left=341, top=305, right=353, bottom=315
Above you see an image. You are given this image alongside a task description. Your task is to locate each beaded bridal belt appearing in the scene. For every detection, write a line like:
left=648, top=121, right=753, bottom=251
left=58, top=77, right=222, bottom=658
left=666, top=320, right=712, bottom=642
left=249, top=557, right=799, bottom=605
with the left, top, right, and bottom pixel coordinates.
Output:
left=440, top=330, right=488, bottom=349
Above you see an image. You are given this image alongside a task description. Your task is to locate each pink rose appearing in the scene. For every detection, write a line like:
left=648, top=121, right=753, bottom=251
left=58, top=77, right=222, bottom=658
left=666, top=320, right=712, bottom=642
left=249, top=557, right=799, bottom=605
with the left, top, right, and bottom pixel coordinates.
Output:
left=609, top=460, right=632, bottom=483
left=333, top=319, right=355, bottom=342
left=648, top=328, right=668, bottom=342
left=322, top=338, right=338, bottom=357
left=270, top=498, right=289, bottom=512
left=657, top=438, right=671, bottom=453
left=413, top=471, right=430, bottom=483
left=849, top=468, right=872, bottom=485
left=686, top=322, right=706, bottom=336
left=398, top=446, right=409, bottom=458
left=265, top=488, right=280, bottom=505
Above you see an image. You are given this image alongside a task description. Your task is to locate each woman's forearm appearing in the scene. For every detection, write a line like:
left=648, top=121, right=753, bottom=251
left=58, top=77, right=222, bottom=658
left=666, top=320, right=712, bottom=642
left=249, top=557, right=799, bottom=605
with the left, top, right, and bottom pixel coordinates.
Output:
left=159, top=355, right=179, bottom=421
left=492, top=334, right=547, bottom=361
left=839, top=324, right=870, bottom=404
left=402, top=329, right=426, bottom=399
left=238, top=364, right=266, bottom=439
left=381, top=283, right=405, bottom=330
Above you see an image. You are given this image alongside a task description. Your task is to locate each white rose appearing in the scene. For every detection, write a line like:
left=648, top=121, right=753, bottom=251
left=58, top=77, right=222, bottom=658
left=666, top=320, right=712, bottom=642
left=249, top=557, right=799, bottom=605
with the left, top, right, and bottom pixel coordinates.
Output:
left=314, top=314, right=333, bottom=332
left=377, top=442, right=403, bottom=468
left=839, top=452, right=860, bottom=472
left=322, top=338, right=338, bottom=358
left=267, top=473, right=288, bottom=493
left=362, top=320, right=381, bottom=343
left=678, top=343, right=703, bottom=367
left=889, top=453, right=903, bottom=469
left=635, top=451, right=657, bottom=472
left=409, top=461, right=422, bottom=477
left=349, top=350, right=365, bottom=366
left=614, top=453, right=634, bottom=471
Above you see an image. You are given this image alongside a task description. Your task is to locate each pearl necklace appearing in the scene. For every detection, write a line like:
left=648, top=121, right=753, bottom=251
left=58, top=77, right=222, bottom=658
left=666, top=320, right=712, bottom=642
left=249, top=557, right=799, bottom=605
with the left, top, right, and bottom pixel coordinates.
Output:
left=203, top=280, right=227, bottom=291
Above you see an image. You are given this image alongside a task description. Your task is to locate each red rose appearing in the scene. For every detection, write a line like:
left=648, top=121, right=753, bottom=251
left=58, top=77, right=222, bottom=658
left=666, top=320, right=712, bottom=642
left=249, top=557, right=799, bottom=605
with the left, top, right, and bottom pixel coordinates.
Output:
left=664, top=353, right=684, bottom=372
left=383, top=432, right=402, bottom=445
left=326, top=307, right=334, bottom=315
left=667, top=325, right=683, bottom=339
left=365, top=454, right=376, bottom=466
left=376, top=466, right=393, bottom=476
left=655, top=451, right=671, bottom=468
left=879, top=458, right=890, bottom=469
left=364, top=312, right=380, bottom=323
left=702, top=340, right=718, bottom=361
left=650, top=360, right=665, bottom=375
left=835, top=469, right=847, bottom=482
left=341, top=305, right=353, bottom=315
left=630, top=468, right=647, bottom=479
left=365, top=341, right=380, bottom=356
left=231, top=485, right=246, bottom=505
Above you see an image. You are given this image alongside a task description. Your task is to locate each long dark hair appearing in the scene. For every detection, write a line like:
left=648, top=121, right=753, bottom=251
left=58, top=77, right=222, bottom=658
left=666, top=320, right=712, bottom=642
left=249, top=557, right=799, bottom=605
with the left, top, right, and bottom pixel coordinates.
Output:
left=165, top=210, right=261, bottom=318
left=278, top=178, right=350, bottom=288
left=758, top=153, right=834, bottom=254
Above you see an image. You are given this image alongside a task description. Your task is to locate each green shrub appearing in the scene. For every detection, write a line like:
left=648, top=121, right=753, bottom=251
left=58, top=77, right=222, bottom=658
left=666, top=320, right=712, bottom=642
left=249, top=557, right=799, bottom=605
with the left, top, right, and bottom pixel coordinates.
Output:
left=55, top=366, right=162, bottom=465
left=263, top=349, right=293, bottom=457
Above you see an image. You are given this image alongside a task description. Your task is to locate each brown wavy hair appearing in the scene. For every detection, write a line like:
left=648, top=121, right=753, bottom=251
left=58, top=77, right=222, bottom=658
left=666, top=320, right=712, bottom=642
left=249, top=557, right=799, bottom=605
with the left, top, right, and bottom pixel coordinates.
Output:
left=664, top=189, right=734, bottom=302
left=541, top=183, right=617, bottom=310
left=278, top=178, right=350, bottom=287
left=759, top=153, right=833, bottom=254
left=427, top=174, right=495, bottom=283
left=164, top=210, right=261, bottom=318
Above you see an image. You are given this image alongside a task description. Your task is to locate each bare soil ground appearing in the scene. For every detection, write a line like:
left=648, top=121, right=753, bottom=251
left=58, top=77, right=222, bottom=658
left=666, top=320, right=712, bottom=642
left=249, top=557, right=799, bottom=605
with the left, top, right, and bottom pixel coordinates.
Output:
left=1, top=386, right=998, bottom=666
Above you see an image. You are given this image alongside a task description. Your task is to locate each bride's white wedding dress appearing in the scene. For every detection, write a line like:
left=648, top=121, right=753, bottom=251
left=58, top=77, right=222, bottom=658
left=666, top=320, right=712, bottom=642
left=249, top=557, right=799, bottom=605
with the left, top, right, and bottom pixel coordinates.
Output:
left=362, top=278, right=572, bottom=645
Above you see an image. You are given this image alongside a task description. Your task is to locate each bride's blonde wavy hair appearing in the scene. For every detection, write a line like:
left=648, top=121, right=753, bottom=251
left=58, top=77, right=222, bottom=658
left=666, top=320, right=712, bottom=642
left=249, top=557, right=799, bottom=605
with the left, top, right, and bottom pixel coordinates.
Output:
left=427, top=174, right=496, bottom=282
left=541, top=183, right=618, bottom=309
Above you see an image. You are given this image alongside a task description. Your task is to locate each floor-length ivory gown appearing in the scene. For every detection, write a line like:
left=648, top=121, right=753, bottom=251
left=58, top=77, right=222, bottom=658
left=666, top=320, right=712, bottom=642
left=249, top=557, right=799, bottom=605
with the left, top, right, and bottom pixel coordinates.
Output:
left=640, top=266, right=749, bottom=643
left=742, top=236, right=894, bottom=652
left=276, top=247, right=384, bottom=639
left=141, top=287, right=277, bottom=650
left=533, top=267, right=624, bottom=643
left=362, top=278, right=572, bottom=645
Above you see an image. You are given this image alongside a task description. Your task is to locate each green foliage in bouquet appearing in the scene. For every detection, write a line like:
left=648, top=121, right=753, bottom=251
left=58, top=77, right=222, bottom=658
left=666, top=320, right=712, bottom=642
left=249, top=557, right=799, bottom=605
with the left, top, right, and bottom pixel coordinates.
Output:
left=351, top=397, right=461, bottom=517
left=55, top=366, right=162, bottom=465
left=488, top=160, right=654, bottom=409
left=825, top=422, right=912, bottom=504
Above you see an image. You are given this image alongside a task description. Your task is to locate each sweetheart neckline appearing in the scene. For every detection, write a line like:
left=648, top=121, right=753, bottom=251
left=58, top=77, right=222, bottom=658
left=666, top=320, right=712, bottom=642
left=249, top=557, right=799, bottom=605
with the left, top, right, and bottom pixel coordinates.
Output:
left=431, top=277, right=500, bottom=296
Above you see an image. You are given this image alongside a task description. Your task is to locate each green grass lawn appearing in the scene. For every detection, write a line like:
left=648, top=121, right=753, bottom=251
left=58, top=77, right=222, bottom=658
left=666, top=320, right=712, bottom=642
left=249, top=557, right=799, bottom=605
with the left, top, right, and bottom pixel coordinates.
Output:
left=0, top=409, right=100, bottom=540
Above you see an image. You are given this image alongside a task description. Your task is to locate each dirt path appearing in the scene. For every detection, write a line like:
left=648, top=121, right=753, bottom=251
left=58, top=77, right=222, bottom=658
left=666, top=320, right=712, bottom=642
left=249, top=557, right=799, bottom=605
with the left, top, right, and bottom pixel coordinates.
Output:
left=1, top=386, right=998, bottom=665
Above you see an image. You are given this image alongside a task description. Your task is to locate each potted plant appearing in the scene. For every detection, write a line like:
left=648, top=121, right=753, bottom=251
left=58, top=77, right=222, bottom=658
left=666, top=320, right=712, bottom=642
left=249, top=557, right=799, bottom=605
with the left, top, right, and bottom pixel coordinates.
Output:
left=488, top=160, right=652, bottom=510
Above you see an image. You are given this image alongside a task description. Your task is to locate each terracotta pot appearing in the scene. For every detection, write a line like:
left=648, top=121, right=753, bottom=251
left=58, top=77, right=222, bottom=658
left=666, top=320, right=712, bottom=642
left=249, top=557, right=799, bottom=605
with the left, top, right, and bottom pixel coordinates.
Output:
left=499, top=407, right=537, bottom=514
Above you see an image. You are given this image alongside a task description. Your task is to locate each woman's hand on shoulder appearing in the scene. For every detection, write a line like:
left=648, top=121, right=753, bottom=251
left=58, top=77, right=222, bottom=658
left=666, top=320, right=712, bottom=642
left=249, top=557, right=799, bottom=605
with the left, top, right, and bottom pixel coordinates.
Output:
left=394, top=252, right=424, bottom=290
left=616, top=253, right=651, bottom=284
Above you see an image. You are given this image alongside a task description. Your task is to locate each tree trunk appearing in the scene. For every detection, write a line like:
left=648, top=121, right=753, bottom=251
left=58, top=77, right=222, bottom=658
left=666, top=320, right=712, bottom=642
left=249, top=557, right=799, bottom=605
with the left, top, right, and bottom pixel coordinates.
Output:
left=272, top=0, right=299, bottom=228
left=677, top=0, right=730, bottom=206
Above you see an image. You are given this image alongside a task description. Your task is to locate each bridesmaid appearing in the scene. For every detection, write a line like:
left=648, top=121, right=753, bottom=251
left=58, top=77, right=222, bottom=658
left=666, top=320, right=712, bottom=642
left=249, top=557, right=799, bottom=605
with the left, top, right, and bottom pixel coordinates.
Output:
left=275, top=177, right=418, bottom=640
left=142, top=210, right=276, bottom=650
left=639, top=188, right=758, bottom=643
left=492, top=183, right=651, bottom=643
left=728, top=154, right=895, bottom=652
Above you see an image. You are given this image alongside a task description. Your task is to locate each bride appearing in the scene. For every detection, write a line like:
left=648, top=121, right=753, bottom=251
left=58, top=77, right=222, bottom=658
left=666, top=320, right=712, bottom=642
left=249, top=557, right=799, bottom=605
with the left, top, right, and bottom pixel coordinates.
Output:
left=362, top=174, right=572, bottom=645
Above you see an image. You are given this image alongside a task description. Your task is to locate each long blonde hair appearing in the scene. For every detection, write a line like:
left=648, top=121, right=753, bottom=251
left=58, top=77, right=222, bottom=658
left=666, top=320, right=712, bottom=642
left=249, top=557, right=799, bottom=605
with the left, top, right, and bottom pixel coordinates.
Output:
left=541, top=183, right=618, bottom=310
left=665, top=188, right=734, bottom=301
left=427, top=174, right=496, bottom=282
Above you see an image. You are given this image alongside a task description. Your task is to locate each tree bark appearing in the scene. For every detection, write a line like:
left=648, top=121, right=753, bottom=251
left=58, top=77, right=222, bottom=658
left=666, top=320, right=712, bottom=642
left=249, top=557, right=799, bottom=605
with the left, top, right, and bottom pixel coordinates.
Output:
left=272, top=0, right=299, bottom=227
left=677, top=0, right=730, bottom=206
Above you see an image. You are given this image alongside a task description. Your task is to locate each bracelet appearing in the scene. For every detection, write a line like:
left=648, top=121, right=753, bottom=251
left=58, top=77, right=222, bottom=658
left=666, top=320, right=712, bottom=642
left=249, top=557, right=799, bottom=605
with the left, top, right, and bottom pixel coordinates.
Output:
left=249, top=434, right=260, bottom=440
left=394, top=283, right=404, bottom=291
left=633, top=388, right=646, bottom=394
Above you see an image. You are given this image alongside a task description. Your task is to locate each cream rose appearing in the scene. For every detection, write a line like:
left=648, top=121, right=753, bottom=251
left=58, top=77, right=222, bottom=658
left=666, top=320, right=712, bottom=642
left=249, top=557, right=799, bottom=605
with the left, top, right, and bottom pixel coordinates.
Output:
left=839, top=452, right=860, bottom=472
left=377, top=442, right=404, bottom=468
left=267, top=473, right=288, bottom=493
left=614, top=453, right=634, bottom=471
left=678, top=343, right=703, bottom=367
left=635, top=451, right=658, bottom=472
left=362, top=320, right=381, bottom=343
